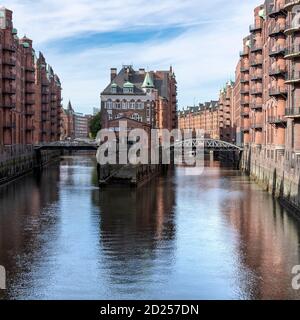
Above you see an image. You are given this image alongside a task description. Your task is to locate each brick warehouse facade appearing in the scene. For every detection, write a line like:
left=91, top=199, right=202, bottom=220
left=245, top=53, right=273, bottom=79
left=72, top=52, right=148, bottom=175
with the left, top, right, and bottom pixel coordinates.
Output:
left=178, top=81, right=236, bottom=143
left=100, top=65, right=177, bottom=132
left=0, top=7, right=62, bottom=147
left=178, top=0, right=300, bottom=210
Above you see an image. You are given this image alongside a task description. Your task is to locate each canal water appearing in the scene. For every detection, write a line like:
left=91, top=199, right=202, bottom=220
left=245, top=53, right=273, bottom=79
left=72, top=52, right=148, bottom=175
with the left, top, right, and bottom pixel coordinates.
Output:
left=0, top=155, right=300, bottom=300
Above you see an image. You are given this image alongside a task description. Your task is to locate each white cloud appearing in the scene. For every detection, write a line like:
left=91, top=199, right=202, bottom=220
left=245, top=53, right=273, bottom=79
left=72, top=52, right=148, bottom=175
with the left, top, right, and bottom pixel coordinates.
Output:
left=2, top=0, right=263, bottom=113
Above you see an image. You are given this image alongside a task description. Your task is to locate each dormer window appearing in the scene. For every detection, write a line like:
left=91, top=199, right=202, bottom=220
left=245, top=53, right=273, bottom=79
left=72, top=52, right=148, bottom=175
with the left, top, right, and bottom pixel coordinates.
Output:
left=123, top=81, right=134, bottom=94
left=111, top=83, right=117, bottom=94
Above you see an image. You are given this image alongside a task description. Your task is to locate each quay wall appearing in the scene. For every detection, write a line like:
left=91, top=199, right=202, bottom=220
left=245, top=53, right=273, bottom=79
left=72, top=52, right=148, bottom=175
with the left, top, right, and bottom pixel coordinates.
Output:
left=0, top=146, right=60, bottom=185
left=241, top=145, right=300, bottom=213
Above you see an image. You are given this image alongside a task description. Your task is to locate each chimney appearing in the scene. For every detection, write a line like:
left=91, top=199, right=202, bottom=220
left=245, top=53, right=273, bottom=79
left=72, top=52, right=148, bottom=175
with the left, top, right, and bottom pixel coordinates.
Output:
left=110, top=68, right=117, bottom=82
left=139, top=68, right=145, bottom=75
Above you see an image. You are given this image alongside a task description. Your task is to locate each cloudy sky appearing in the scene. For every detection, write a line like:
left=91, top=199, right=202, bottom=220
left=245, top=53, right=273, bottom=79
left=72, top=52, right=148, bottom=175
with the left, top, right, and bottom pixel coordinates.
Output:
left=4, top=0, right=262, bottom=114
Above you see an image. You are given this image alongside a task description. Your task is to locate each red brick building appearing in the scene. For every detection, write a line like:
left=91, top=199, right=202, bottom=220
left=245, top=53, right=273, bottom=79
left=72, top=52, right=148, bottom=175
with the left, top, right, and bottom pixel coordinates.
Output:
left=100, top=65, right=177, bottom=132
left=0, top=7, right=62, bottom=147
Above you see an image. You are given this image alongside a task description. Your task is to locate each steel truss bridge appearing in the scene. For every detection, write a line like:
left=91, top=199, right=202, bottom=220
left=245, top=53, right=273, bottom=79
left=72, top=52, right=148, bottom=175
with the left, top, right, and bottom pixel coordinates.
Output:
left=171, top=138, right=243, bottom=152
left=34, top=139, right=243, bottom=153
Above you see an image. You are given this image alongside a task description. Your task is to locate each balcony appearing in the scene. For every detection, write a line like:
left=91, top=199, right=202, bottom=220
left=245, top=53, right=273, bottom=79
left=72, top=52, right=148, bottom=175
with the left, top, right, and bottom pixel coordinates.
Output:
left=286, top=107, right=300, bottom=117
left=2, top=71, right=16, bottom=80
left=3, top=86, right=16, bottom=95
left=26, top=85, right=35, bottom=94
left=241, top=89, right=249, bottom=95
left=251, top=121, right=263, bottom=129
left=285, top=45, right=300, bottom=59
left=240, top=76, right=249, bottom=83
left=241, top=99, right=250, bottom=105
left=269, top=66, right=286, bottom=77
left=250, top=57, right=263, bottom=67
left=284, top=0, right=300, bottom=11
left=269, top=45, right=285, bottom=57
left=250, top=103, right=263, bottom=110
left=251, top=73, right=263, bottom=81
left=285, top=70, right=300, bottom=84
left=249, top=21, right=263, bottom=33
left=241, top=66, right=250, bottom=72
left=285, top=21, right=300, bottom=35
left=268, top=115, right=287, bottom=125
left=25, top=66, right=35, bottom=73
left=251, top=44, right=263, bottom=53
left=240, top=50, right=248, bottom=57
left=269, top=86, right=287, bottom=97
left=268, top=3, right=286, bottom=18
left=25, top=110, right=35, bottom=116
left=26, top=74, right=35, bottom=83
left=26, top=97, right=35, bottom=105
left=3, top=121, right=16, bottom=129
left=2, top=45, right=16, bottom=52
left=250, top=88, right=263, bottom=95
left=241, top=111, right=250, bottom=117
left=3, top=56, right=16, bottom=66
left=268, top=23, right=286, bottom=37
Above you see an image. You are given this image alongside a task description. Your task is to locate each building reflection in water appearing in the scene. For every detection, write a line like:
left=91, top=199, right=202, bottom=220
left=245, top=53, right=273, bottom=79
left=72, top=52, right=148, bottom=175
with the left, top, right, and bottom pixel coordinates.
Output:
left=92, top=171, right=177, bottom=298
left=0, top=162, right=61, bottom=299
left=218, top=170, right=300, bottom=300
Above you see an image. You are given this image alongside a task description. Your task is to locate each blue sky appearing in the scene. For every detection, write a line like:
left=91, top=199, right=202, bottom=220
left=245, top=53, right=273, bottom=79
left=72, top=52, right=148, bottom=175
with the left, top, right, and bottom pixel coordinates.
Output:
left=4, top=0, right=262, bottom=114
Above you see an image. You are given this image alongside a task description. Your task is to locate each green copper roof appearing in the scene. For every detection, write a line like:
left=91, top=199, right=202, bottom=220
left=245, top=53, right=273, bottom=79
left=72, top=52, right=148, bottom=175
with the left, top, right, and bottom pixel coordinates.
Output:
left=142, top=72, right=154, bottom=88
left=111, top=82, right=117, bottom=87
left=259, top=9, right=265, bottom=20
left=124, top=81, right=134, bottom=88
left=22, top=42, right=30, bottom=48
left=12, top=28, right=17, bottom=35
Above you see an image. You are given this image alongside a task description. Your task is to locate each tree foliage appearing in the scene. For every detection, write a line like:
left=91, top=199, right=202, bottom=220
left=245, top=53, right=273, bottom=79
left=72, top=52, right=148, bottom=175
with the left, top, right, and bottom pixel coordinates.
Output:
left=89, top=112, right=101, bottom=138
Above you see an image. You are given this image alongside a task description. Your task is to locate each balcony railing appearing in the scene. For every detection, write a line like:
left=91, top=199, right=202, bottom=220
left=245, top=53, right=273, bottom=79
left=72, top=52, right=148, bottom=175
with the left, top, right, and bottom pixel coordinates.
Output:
left=251, top=121, right=263, bottom=129
left=284, top=0, right=300, bottom=11
left=250, top=103, right=263, bottom=109
left=269, top=45, right=285, bottom=57
left=241, top=65, right=250, bottom=72
left=240, top=50, right=248, bottom=57
left=268, top=23, right=286, bottom=36
left=2, top=71, right=16, bottom=80
left=285, top=45, right=300, bottom=58
left=240, top=76, right=249, bottom=83
left=250, top=57, right=263, bottom=67
left=250, top=88, right=263, bottom=95
left=251, top=73, right=263, bottom=81
left=2, top=45, right=16, bottom=52
left=3, top=85, right=16, bottom=95
left=249, top=21, right=263, bottom=33
left=251, top=44, right=263, bottom=52
left=269, top=66, right=286, bottom=76
left=285, top=70, right=300, bottom=83
left=268, top=115, right=287, bottom=124
left=268, top=3, right=286, bottom=17
left=269, top=86, right=287, bottom=97
left=26, top=73, right=35, bottom=83
left=2, top=56, right=17, bottom=66
left=241, top=99, right=250, bottom=105
left=26, top=97, right=35, bottom=105
left=285, top=107, right=300, bottom=117
left=285, top=21, right=300, bottom=35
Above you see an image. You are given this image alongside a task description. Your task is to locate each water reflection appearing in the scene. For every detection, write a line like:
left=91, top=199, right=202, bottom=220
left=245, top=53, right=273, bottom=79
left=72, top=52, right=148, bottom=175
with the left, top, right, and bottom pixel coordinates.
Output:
left=0, top=157, right=299, bottom=299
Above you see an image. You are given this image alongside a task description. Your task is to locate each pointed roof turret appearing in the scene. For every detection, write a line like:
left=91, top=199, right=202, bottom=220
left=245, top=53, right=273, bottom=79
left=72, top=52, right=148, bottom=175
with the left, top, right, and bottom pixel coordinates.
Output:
left=142, top=72, right=154, bottom=88
left=67, top=100, right=74, bottom=112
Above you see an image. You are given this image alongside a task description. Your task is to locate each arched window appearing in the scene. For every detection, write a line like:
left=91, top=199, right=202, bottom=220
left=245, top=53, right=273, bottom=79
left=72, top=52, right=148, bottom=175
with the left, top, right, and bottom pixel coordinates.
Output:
left=122, top=100, right=127, bottom=109
left=107, top=100, right=113, bottom=109
left=130, top=100, right=135, bottom=109
left=115, top=100, right=121, bottom=109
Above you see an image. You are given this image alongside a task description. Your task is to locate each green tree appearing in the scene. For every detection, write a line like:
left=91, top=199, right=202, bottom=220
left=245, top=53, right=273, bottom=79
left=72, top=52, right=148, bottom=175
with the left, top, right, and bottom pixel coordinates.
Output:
left=89, top=112, right=101, bottom=138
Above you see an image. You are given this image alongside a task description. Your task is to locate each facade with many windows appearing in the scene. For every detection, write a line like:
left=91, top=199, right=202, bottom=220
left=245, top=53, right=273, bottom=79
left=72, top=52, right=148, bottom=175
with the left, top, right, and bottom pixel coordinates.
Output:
left=100, top=65, right=177, bottom=132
